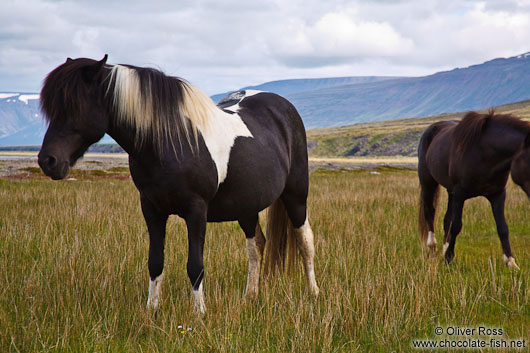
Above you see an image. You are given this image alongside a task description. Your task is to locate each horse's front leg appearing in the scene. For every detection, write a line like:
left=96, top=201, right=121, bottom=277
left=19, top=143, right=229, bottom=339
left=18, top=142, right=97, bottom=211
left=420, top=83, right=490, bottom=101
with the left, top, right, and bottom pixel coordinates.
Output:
left=487, top=190, right=519, bottom=269
left=184, top=201, right=208, bottom=313
left=141, top=195, right=169, bottom=310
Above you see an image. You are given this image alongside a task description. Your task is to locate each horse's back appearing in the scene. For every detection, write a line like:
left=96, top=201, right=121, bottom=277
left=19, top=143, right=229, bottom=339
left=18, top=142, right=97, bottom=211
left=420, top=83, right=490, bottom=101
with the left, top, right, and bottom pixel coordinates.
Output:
left=223, top=91, right=306, bottom=149
left=207, top=92, right=308, bottom=221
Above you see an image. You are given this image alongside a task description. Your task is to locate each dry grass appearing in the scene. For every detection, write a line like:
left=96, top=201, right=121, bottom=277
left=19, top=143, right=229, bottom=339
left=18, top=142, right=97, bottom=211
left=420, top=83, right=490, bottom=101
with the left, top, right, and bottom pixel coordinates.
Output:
left=1, top=169, right=530, bottom=352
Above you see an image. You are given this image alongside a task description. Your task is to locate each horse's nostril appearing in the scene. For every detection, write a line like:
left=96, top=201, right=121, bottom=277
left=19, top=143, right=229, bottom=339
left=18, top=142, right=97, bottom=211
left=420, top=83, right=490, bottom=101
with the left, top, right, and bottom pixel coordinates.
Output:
left=47, top=155, right=57, bottom=169
left=38, top=155, right=57, bottom=170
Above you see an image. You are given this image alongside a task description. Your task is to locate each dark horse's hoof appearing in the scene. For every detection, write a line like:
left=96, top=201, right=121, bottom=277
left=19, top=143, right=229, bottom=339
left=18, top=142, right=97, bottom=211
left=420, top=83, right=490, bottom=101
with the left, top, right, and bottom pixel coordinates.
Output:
left=444, top=252, right=454, bottom=265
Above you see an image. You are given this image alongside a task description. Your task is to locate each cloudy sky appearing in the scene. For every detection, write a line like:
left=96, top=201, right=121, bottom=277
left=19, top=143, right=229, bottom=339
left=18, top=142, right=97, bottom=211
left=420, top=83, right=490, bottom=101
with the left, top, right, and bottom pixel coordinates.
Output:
left=1, top=0, right=530, bottom=95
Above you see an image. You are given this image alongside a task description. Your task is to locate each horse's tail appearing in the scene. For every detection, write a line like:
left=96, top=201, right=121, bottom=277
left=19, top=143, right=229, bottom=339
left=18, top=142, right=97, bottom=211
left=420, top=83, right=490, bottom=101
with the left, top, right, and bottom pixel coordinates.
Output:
left=417, top=124, right=441, bottom=247
left=418, top=184, right=439, bottom=246
left=263, top=199, right=297, bottom=275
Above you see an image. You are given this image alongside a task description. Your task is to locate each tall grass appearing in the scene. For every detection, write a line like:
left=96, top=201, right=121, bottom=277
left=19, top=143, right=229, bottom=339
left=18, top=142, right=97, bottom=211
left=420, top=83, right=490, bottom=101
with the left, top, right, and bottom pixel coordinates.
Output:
left=1, top=169, right=529, bottom=352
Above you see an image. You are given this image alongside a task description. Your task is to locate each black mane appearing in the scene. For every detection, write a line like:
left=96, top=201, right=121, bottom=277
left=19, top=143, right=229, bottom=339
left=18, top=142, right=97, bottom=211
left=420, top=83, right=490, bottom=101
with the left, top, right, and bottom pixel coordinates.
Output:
left=41, top=58, right=107, bottom=124
left=452, top=110, right=530, bottom=153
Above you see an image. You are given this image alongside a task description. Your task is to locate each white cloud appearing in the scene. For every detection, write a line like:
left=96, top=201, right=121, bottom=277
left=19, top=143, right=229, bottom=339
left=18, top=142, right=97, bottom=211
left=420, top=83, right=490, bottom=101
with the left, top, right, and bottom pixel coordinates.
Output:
left=0, top=0, right=529, bottom=94
left=269, top=9, right=414, bottom=67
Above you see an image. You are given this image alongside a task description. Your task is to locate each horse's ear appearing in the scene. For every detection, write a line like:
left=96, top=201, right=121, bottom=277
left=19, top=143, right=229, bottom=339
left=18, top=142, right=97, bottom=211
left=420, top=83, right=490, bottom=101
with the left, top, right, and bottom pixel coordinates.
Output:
left=82, top=54, right=108, bottom=82
left=66, top=57, right=73, bottom=63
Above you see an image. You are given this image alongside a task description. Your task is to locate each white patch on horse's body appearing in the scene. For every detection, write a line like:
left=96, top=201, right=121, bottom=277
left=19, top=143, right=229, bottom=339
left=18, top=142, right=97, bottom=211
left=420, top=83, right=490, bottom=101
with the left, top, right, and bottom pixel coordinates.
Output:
left=427, top=231, right=437, bottom=248
left=192, top=282, right=206, bottom=314
left=109, top=65, right=253, bottom=185
left=293, top=218, right=319, bottom=296
left=147, top=273, right=163, bottom=309
left=503, top=254, right=520, bottom=270
left=221, top=90, right=263, bottom=113
left=196, top=108, right=253, bottom=184
left=241, top=90, right=262, bottom=98
left=245, top=237, right=261, bottom=298
left=223, top=104, right=240, bottom=113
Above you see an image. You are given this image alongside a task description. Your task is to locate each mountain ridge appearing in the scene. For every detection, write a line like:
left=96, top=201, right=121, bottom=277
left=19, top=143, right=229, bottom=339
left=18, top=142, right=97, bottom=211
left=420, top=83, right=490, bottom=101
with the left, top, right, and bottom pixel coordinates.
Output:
left=1, top=52, right=530, bottom=145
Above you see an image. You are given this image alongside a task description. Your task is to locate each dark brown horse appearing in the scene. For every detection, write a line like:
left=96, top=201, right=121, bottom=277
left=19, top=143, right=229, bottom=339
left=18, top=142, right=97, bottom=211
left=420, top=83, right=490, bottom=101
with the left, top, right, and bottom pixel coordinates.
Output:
left=418, top=111, right=530, bottom=267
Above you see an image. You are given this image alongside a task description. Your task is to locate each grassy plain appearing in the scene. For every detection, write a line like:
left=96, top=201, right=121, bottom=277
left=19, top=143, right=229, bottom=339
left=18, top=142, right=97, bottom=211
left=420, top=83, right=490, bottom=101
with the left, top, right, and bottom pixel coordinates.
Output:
left=1, top=168, right=530, bottom=352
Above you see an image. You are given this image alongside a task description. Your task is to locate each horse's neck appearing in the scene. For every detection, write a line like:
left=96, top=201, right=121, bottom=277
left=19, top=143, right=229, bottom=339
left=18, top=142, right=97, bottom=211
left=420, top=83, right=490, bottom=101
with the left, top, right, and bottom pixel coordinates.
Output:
left=486, top=122, right=528, bottom=159
left=106, top=116, right=155, bottom=161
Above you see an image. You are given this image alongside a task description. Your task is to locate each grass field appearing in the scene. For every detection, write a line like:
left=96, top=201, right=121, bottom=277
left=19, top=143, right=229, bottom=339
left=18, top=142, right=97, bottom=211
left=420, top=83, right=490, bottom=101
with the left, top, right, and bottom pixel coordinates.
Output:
left=1, top=168, right=530, bottom=352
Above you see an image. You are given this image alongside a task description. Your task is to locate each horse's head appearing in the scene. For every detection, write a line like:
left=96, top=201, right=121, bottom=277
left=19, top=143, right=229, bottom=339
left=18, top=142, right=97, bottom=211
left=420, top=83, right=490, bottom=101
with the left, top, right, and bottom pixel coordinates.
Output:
left=38, top=55, right=109, bottom=180
left=511, top=133, right=530, bottom=197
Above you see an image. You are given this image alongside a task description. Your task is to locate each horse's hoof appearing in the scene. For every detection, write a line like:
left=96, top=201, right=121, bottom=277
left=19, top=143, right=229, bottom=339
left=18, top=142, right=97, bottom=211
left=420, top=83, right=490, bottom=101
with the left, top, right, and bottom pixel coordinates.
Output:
left=146, top=299, right=159, bottom=311
left=244, top=290, right=259, bottom=301
left=503, top=255, right=520, bottom=270
left=444, top=251, right=454, bottom=265
left=310, top=285, right=320, bottom=297
left=426, top=231, right=438, bottom=255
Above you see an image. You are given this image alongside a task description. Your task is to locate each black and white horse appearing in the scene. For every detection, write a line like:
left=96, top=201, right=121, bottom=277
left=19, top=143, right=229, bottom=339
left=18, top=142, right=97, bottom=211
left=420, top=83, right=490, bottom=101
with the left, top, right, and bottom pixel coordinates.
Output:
left=38, top=55, right=319, bottom=313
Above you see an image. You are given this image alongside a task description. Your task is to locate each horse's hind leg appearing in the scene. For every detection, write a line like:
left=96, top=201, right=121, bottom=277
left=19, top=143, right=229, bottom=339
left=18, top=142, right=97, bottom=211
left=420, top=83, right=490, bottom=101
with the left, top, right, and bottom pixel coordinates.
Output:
left=141, top=195, right=169, bottom=310
left=442, top=193, right=453, bottom=256
left=238, top=215, right=266, bottom=298
left=444, top=194, right=465, bottom=264
left=280, top=190, right=319, bottom=296
left=487, top=190, right=519, bottom=269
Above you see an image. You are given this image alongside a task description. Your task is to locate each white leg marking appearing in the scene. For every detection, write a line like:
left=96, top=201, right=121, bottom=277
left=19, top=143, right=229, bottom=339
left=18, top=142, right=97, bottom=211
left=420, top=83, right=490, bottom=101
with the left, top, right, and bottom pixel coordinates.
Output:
left=503, top=254, right=520, bottom=270
left=442, top=242, right=449, bottom=256
left=192, top=282, right=206, bottom=314
left=147, top=273, right=163, bottom=309
left=245, top=237, right=261, bottom=298
left=294, top=218, right=319, bottom=296
left=427, top=231, right=437, bottom=248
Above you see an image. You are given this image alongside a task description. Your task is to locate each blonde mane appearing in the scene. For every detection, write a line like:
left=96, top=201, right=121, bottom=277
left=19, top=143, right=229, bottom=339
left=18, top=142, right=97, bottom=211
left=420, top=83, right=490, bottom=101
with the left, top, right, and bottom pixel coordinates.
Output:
left=108, top=64, right=219, bottom=154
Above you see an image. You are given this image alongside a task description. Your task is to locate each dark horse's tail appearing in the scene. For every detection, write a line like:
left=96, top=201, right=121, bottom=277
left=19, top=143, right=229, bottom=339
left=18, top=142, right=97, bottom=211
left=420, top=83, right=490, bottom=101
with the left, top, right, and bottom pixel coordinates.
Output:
left=263, top=199, right=297, bottom=275
left=418, top=124, right=441, bottom=247
left=418, top=185, right=439, bottom=246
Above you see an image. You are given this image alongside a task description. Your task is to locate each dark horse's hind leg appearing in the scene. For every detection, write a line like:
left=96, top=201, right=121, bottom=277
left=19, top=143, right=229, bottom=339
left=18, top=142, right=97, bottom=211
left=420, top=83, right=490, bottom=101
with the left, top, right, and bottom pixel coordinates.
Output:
left=442, top=193, right=453, bottom=256
left=141, top=195, right=169, bottom=309
left=184, top=200, right=208, bottom=313
left=281, top=188, right=319, bottom=296
left=487, top=190, right=519, bottom=269
left=238, top=215, right=266, bottom=298
left=444, top=194, right=465, bottom=264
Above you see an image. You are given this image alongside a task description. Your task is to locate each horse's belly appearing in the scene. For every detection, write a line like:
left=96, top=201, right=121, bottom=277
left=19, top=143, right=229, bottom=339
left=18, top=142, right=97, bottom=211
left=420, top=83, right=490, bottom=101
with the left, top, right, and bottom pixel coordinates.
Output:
left=207, top=168, right=288, bottom=222
left=206, top=179, right=283, bottom=221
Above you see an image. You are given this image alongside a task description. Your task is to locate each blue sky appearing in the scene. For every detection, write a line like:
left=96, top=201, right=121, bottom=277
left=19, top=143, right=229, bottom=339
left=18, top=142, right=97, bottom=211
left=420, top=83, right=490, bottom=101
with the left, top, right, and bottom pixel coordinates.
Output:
left=1, top=0, right=530, bottom=94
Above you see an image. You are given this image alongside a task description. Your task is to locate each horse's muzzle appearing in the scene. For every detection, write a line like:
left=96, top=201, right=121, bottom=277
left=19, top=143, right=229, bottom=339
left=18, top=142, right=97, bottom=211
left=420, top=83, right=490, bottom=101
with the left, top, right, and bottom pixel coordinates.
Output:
left=38, top=154, right=70, bottom=180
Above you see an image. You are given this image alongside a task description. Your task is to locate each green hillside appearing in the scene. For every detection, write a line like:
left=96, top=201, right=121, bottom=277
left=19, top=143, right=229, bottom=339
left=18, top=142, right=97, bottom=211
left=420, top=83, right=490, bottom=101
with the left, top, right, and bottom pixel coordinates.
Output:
left=307, top=100, right=530, bottom=157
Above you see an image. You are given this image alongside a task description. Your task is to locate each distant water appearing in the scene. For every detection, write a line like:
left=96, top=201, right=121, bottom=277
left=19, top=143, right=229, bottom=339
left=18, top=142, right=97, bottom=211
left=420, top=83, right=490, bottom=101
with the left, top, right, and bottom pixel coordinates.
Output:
left=0, top=155, right=36, bottom=160
left=0, top=153, right=127, bottom=161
